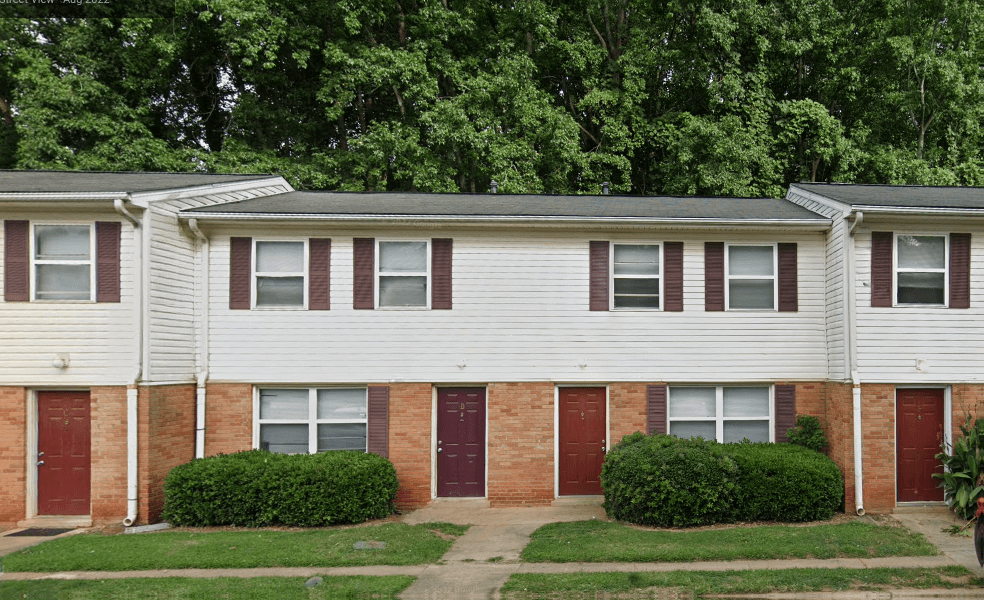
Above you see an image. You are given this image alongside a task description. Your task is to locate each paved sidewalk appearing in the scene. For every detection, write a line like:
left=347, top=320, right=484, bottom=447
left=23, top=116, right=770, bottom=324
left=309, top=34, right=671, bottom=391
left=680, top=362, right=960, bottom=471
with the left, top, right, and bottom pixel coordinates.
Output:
left=2, top=501, right=982, bottom=600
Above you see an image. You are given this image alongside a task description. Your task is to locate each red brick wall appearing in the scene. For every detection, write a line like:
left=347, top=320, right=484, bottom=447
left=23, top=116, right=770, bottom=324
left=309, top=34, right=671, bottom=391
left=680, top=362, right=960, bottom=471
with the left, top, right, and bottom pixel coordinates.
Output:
left=859, top=383, right=896, bottom=514
left=204, top=383, right=253, bottom=456
left=487, top=382, right=555, bottom=507
left=89, top=386, right=128, bottom=522
left=388, top=384, right=432, bottom=509
left=137, top=384, right=196, bottom=524
left=609, top=383, right=648, bottom=448
left=951, top=385, right=984, bottom=433
left=0, top=387, right=27, bottom=525
left=821, top=382, right=856, bottom=514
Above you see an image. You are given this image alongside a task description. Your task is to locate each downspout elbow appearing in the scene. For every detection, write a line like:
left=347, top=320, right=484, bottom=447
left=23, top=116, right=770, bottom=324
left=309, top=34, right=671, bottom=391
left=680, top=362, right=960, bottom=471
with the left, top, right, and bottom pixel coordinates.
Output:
left=114, top=199, right=140, bottom=228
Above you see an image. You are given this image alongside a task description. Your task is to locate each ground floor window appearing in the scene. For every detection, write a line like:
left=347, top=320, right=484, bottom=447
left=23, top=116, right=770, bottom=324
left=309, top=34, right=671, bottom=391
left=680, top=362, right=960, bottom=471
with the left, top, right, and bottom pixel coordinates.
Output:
left=257, top=388, right=367, bottom=453
left=667, top=386, right=771, bottom=443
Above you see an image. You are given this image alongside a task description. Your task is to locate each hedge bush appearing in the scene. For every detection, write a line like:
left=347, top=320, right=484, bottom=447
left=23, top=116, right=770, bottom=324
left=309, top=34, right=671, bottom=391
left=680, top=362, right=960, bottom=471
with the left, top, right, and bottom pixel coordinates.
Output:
left=728, top=442, right=844, bottom=522
left=601, top=433, right=843, bottom=526
left=601, top=432, right=739, bottom=527
left=162, top=450, right=398, bottom=527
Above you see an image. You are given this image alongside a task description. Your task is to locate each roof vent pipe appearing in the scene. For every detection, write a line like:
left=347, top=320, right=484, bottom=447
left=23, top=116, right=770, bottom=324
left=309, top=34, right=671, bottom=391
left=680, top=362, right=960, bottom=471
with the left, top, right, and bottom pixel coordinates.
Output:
left=490, top=180, right=498, bottom=194
left=602, top=182, right=610, bottom=195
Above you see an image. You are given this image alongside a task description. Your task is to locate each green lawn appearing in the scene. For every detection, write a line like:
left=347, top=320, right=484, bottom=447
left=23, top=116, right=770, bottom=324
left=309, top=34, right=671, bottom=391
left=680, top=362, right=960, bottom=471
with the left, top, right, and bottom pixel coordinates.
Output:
left=0, top=576, right=414, bottom=600
left=1, top=522, right=467, bottom=572
left=500, top=567, right=983, bottom=598
left=521, top=520, right=938, bottom=562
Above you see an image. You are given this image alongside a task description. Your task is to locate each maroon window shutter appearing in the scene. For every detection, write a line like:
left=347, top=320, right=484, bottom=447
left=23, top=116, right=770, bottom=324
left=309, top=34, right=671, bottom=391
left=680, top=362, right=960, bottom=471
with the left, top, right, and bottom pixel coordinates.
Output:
left=589, top=241, right=609, bottom=311
left=95, top=221, right=121, bottom=303
left=353, top=238, right=375, bottom=310
left=367, top=386, right=389, bottom=457
left=229, top=237, right=252, bottom=310
left=663, top=242, right=683, bottom=312
left=950, top=233, right=971, bottom=309
left=647, top=384, right=667, bottom=435
left=870, top=231, right=893, bottom=307
left=4, top=220, right=29, bottom=302
left=308, top=238, right=331, bottom=310
left=431, top=238, right=452, bottom=309
left=704, top=242, right=724, bottom=311
left=774, top=384, right=796, bottom=443
left=777, top=243, right=798, bottom=312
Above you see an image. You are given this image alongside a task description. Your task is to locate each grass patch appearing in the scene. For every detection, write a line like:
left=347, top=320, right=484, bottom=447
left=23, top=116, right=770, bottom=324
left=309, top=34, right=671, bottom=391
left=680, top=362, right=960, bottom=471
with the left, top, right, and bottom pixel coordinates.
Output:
left=0, top=576, right=414, bottom=600
left=521, top=520, right=937, bottom=562
left=500, top=566, right=983, bottom=597
left=2, top=523, right=466, bottom=572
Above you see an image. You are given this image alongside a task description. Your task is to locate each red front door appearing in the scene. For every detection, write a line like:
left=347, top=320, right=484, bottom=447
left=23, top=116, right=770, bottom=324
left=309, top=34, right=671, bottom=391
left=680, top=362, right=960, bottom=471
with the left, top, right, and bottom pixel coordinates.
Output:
left=437, top=388, right=486, bottom=497
left=897, top=388, right=944, bottom=502
left=38, top=391, right=91, bottom=515
left=559, top=387, right=606, bottom=495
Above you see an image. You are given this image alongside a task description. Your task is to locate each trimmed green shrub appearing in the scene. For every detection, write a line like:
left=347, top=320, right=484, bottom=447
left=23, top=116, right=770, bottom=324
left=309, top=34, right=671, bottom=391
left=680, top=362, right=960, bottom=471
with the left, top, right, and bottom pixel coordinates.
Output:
left=162, top=450, right=398, bottom=527
left=786, top=415, right=828, bottom=453
left=601, top=432, right=739, bottom=527
left=601, top=434, right=844, bottom=526
left=934, top=414, right=984, bottom=520
left=729, top=442, right=844, bottom=522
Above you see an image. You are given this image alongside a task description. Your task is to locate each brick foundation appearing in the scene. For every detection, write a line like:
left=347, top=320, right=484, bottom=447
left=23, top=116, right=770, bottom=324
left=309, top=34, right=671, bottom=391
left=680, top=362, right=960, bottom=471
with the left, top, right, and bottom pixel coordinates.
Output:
left=487, top=382, right=555, bottom=507
left=137, top=384, right=197, bottom=524
left=388, top=384, right=433, bottom=509
left=0, top=387, right=27, bottom=525
left=90, top=386, right=128, bottom=522
left=609, top=383, right=650, bottom=447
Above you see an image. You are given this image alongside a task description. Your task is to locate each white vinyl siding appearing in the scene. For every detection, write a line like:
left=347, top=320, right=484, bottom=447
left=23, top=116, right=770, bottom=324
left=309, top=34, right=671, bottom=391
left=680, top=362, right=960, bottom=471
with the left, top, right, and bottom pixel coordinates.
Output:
left=207, top=230, right=828, bottom=383
left=855, top=227, right=984, bottom=382
left=0, top=214, right=135, bottom=385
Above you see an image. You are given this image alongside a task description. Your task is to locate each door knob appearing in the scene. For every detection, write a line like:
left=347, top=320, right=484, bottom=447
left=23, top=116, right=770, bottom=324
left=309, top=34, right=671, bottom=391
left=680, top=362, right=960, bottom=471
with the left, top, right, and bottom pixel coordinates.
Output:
left=437, top=447, right=442, bottom=453
left=37, top=460, right=45, bottom=466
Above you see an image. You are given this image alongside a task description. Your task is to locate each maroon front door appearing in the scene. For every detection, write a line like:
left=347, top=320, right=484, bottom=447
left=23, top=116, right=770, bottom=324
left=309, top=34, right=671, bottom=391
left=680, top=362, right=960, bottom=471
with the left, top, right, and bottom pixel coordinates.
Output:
left=437, top=388, right=486, bottom=497
left=38, top=391, right=91, bottom=515
left=559, top=387, right=606, bottom=495
left=897, top=388, right=945, bottom=502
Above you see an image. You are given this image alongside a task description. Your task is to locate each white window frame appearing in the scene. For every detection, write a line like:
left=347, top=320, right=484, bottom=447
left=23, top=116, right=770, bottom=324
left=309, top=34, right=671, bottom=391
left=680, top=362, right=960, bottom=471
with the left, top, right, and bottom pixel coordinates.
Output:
left=610, top=242, right=662, bottom=310
left=667, top=385, right=774, bottom=443
left=253, top=387, right=368, bottom=454
left=725, top=243, right=777, bottom=311
left=251, top=239, right=308, bottom=309
left=894, top=233, right=949, bottom=307
left=375, top=239, right=431, bottom=309
left=30, top=222, right=96, bottom=302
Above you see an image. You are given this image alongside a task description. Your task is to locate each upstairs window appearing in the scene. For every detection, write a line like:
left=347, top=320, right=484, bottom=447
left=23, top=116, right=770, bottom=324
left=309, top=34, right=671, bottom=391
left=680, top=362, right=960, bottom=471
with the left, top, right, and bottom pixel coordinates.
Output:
left=33, top=224, right=93, bottom=301
left=612, top=244, right=661, bottom=309
left=668, top=386, right=771, bottom=443
left=377, top=240, right=429, bottom=308
left=254, top=240, right=306, bottom=308
left=896, top=235, right=946, bottom=305
left=726, top=244, right=776, bottom=310
left=257, top=388, right=368, bottom=454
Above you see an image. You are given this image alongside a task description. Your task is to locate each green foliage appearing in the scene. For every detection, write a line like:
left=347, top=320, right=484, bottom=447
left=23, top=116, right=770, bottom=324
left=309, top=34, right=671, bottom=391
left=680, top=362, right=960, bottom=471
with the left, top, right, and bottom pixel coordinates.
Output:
left=934, top=414, right=984, bottom=520
left=161, top=450, right=398, bottom=527
left=786, top=414, right=829, bottom=453
left=601, top=432, right=739, bottom=527
left=728, top=443, right=843, bottom=522
left=601, top=433, right=844, bottom=526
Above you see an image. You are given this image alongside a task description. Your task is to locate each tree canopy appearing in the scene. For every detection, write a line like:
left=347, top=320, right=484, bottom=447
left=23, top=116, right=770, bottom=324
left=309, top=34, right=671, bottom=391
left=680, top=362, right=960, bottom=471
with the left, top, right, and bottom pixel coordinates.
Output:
left=1, top=0, right=982, bottom=196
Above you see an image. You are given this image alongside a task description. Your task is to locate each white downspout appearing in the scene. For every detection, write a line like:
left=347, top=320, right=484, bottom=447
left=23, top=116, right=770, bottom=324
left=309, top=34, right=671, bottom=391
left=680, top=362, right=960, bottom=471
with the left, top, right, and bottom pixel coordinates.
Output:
left=847, top=211, right=865, bottom=516
left=189, top=219, right=209, bottom=459
left=115, top=200, right=142, bottom=527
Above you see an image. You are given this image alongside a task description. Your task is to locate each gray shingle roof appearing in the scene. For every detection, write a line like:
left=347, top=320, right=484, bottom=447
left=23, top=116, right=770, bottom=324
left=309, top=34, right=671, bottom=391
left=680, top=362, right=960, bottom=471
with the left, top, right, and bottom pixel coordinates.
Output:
left=184, top=191, right=827, bottom=222
left=794, top=183, right=984, bottom=210
left=0, top=171, right=275, bottom=194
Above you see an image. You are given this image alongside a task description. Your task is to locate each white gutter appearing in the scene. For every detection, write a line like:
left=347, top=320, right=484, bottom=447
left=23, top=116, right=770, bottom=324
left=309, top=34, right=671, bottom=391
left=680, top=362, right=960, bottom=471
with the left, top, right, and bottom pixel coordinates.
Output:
left=188, top=219, right=209, bottom=459
left=846, top=210, right=865, bottom=516
left=114, top=199, right=142, bottom=527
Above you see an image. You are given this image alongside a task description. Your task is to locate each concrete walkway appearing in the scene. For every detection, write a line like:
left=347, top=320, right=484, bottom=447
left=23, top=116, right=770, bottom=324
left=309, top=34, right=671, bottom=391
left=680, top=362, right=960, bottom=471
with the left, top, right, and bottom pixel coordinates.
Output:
left=2, top=500, right=982, bottom=600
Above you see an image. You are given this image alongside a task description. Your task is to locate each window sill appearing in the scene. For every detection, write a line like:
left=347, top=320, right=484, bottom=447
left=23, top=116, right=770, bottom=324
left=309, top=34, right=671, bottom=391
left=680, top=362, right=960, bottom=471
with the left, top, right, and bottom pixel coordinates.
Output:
left=250, top=306, right=308, bottom=311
